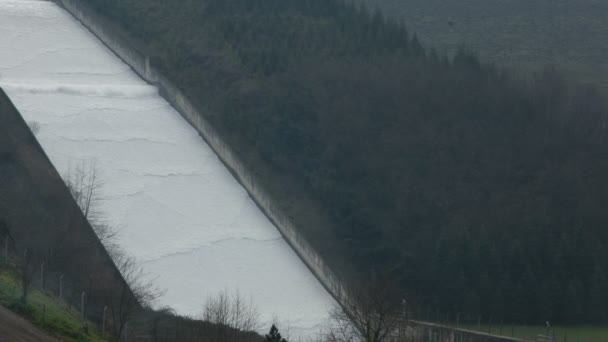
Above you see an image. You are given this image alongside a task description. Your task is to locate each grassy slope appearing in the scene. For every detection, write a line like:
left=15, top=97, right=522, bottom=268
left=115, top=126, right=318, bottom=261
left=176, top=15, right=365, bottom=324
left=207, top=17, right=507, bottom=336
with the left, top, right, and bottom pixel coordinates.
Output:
left=461, top=324, right=608, bottom=342
left=360, top=0, right=608, bottom=87
left=0, top=262, right=107, bottom=342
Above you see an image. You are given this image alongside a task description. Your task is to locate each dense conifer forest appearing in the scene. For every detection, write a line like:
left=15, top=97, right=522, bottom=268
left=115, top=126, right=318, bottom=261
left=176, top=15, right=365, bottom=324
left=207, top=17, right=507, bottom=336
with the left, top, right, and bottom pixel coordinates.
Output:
left=360, top=0, right=608, bottom=88
left=78, top=0, right=608, bottom=324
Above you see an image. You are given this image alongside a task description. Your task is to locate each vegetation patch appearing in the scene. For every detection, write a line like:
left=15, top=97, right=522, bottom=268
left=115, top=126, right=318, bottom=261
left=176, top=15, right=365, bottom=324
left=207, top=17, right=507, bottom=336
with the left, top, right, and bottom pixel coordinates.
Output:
left=0, top=261, right=107, bottom=342
left=461, top=324, right=608, bottom=342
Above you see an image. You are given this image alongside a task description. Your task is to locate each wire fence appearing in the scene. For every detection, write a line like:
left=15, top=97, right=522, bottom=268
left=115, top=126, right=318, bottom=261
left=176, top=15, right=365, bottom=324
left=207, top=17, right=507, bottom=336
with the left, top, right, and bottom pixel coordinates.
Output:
left=0, top=227, right=270, bottom=342
left=400, top=306, right=606, bottom=342
left=0, top=229, right=137, bottom=341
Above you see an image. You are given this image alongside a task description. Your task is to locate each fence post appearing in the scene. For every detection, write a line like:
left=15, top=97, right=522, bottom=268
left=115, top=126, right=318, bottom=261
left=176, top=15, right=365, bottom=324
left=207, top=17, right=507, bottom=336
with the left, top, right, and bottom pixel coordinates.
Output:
left=4, top=236, right=8, bottom=259
left=59, top=274, right=63, bottom=300
left=102, top=305, right=107, bottom=336
left=81, top=291, right=86, bottom=324
left=124, top=321, right=128, bottom=342
left=40, top=262, right=45, bottom=290
left=400, top=298, right=406, bottom=341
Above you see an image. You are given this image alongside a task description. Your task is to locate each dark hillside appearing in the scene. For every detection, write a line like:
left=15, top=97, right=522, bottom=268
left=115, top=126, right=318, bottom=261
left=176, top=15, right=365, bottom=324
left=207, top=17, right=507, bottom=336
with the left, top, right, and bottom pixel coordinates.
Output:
left=72, top=0, right=608, bottom=323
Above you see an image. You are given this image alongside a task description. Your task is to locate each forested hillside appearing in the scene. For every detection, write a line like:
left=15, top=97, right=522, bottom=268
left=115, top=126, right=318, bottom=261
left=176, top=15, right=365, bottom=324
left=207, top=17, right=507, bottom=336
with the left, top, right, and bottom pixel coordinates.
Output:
left=76, top=0, right=608, bottom=324
left=359, top=0, right=608, bottom=88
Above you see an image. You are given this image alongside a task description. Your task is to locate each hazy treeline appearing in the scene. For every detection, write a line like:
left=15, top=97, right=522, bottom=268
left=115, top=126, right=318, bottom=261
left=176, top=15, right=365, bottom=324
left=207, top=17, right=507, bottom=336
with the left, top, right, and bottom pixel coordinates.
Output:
left=78, top=0, right=608, bottom=324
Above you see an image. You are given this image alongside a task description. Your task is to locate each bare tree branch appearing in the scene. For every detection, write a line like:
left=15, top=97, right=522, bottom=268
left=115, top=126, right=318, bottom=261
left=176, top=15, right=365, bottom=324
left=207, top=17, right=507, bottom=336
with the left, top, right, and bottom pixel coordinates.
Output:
left=203, top=290, right=262, bottom=342
left=323, top=279, right=401, bottom=342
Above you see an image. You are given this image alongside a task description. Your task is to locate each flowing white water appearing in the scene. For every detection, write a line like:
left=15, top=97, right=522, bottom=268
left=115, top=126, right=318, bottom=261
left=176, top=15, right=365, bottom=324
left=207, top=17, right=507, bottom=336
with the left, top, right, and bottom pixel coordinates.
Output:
left=0, top=0, right=335, bottom=337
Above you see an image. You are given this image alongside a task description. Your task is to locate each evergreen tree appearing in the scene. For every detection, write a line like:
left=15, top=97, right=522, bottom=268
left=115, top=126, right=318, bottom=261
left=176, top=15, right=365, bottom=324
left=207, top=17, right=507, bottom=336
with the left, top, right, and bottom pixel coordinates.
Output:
left=265, top=324, right=287, bottom=342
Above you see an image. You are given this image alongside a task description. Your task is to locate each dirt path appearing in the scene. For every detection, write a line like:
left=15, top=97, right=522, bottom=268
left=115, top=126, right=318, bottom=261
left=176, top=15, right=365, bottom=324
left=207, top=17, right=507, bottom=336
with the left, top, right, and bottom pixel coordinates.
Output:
left=0, top=305, right=57, bottom=342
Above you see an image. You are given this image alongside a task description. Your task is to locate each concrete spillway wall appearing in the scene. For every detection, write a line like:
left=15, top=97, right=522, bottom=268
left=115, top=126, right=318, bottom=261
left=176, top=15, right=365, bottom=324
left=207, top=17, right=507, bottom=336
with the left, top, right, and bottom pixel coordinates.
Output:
left=53, top=0, right=351, bottom=308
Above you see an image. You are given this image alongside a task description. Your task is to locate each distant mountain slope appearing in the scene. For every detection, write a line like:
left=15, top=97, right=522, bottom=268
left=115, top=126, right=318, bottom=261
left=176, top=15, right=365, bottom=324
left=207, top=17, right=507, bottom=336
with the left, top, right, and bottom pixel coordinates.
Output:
left=73, top=0, right=608, bottom=324
left=359, top=0, right=608, bottom=87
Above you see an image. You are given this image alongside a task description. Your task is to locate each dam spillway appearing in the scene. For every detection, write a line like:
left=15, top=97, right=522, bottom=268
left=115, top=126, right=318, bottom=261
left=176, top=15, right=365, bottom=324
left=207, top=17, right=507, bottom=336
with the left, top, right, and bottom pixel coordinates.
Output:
left=0, top=0, right=335, bottom=336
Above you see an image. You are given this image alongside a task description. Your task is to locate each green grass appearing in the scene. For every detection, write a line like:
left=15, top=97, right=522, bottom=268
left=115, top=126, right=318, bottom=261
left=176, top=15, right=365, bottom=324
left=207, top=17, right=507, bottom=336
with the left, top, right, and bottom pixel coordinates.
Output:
left=0, top=261, right=108, bottom=342
left=460, top=324, right=608, bottom=342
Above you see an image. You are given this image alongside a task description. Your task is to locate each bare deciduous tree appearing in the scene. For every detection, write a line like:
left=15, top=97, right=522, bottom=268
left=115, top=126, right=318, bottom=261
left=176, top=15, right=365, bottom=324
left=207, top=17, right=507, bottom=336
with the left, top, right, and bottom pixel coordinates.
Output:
left=107, top=248, right=164, bottom=340
left=203, top=290, right=262, bottom=342
left=65, top=160, right=103, bottom=224
left=63, top=159, right=164, bottom=340
left=323, top=279, right=402, bottom=342
left=63, top=159, right=119, bottom=253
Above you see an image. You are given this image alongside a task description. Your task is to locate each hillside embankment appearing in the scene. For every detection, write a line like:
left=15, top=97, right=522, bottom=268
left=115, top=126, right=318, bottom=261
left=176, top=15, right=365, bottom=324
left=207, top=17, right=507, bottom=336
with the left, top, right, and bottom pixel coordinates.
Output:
left=0, top=87, right=138, bottom=329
